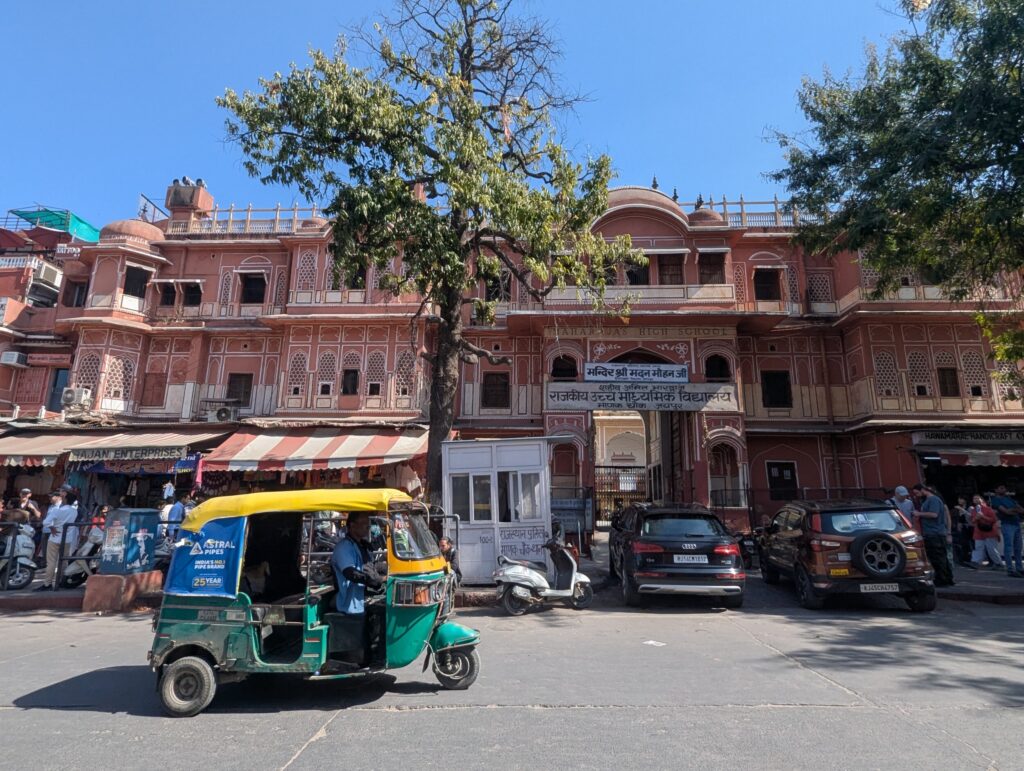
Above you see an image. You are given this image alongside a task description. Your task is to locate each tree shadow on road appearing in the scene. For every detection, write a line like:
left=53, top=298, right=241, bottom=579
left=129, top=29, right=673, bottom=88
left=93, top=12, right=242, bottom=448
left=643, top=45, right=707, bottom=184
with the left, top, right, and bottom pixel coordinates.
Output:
left=12, top=667, right=442, bottom=717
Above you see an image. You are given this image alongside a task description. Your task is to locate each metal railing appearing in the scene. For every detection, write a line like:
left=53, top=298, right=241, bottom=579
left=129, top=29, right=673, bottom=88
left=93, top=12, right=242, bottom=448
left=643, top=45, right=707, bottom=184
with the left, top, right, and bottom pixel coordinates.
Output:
left=165, top=204, right=324, bottom=237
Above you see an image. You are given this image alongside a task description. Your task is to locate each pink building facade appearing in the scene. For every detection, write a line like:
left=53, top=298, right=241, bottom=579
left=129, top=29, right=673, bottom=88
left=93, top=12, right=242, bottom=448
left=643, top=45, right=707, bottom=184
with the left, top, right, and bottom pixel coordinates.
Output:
left=2, top=183, right=1022, bottom=525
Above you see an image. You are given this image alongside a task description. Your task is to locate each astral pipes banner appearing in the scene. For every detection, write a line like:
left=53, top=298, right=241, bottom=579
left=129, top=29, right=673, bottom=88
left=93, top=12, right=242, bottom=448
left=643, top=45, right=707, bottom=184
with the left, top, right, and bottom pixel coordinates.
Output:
left=164, top=517, right=247, bottom=598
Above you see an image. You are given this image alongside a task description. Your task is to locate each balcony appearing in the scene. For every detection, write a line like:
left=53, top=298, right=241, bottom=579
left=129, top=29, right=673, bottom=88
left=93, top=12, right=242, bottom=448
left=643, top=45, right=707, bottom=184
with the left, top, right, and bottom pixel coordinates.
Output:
left=514, top=283, right=736, bottom=311
left=850, top=375, right=1021, bottom=417
left=165, top=205, right=326, bottom=238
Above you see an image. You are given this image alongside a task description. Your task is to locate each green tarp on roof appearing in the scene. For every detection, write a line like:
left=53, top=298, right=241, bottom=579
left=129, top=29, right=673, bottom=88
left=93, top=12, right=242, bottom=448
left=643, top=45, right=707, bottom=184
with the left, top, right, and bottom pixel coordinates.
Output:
left=9, top=208, right=100, bottom=243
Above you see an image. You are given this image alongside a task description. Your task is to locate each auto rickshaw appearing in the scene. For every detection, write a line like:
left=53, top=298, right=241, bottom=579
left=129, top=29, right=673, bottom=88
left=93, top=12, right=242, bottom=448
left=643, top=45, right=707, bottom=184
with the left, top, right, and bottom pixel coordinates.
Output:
left=148, top=489, right=479, bottom=717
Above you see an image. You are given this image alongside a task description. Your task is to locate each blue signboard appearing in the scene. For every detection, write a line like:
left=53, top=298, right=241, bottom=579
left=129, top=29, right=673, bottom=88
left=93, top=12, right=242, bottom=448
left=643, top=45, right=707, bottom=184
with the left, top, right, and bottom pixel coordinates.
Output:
left=99, top=508, right=161, bottom=576
left=165, top=517, right=248, bottom=598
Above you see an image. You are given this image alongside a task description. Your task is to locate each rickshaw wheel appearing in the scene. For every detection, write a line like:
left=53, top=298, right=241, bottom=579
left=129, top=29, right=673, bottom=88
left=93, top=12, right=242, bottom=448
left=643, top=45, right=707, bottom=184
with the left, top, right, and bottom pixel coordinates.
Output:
left=435, top=648, right=480, bottom=690
left=160, top=656, right=217, bottom=717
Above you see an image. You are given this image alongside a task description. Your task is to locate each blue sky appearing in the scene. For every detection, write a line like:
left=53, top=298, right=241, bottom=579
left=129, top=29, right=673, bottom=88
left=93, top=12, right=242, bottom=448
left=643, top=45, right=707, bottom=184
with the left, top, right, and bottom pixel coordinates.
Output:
left=0, top=1, right=911, bottom=230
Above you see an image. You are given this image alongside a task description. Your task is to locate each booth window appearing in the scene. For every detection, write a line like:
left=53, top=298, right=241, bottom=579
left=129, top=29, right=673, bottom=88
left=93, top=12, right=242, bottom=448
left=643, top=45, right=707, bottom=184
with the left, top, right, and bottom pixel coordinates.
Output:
left=450, top=474, right=493, bottom=522
left=699, top=254, right=726, bottom=284
left=240, top=273, right=267, bottom=304
left=159, top=284, right=177, bottom=306
left=182, top=283, right=202, bottom=306
left=227, top=373, right=254, bottom=408
left=705, top=355, right=732, bottom=382
left=341, top=369, right=360, bottom=395
left=753, top=269, right=782, bottom=301
left=761, top=370, right=792, bottom=408
left=551, top=356, right=578, bottom=381
left=937, top=368, right=961, bottom=398
left=481, top=372, right=510, bottom=409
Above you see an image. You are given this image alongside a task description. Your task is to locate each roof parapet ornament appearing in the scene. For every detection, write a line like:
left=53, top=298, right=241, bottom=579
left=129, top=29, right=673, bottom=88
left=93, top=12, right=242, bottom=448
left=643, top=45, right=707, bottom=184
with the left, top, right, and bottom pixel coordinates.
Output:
left=651, top=175, right=659, bottom=190
left=694, top=194, right=704, bottom=210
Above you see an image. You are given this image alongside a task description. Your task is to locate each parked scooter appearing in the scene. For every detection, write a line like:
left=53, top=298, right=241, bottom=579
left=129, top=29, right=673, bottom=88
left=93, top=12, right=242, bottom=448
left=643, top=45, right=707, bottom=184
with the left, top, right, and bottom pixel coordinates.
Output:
left=60, top=525, right=104, bottom=588
left=492, top=527, right=593, bottom=615
left=0, top=523, right=39, bottom=591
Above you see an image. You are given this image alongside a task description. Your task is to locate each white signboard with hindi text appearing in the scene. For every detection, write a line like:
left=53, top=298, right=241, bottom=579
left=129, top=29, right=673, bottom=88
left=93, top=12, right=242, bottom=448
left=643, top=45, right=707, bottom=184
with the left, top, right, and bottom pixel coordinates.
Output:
left=584, top=362, right=689, bottom=383
left=546, top=382, right=738, bottom=412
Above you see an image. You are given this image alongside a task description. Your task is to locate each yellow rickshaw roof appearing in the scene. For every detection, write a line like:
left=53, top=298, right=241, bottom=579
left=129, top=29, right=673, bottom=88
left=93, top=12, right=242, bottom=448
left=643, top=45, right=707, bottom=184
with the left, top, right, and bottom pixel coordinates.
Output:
left=181, top=488, right=413, bottom=532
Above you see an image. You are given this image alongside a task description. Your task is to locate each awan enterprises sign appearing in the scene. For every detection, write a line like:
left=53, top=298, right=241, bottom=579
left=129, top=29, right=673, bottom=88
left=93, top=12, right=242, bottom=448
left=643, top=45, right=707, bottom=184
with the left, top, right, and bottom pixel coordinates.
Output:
left=546, top=382, right=738, bottom=412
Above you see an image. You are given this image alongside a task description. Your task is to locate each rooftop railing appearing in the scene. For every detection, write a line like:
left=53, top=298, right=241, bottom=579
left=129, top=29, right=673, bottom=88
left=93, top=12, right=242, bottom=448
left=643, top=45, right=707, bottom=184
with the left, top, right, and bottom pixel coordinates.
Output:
left=165, top=204, right=326, bottom=237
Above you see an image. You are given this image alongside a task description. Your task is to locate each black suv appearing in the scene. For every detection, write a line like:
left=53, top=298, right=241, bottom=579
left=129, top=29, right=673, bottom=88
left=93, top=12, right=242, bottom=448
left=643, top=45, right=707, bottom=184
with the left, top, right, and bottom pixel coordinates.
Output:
left=609, top=504, right=745, bottom=608
left=757, top=499, right=935, bottom=611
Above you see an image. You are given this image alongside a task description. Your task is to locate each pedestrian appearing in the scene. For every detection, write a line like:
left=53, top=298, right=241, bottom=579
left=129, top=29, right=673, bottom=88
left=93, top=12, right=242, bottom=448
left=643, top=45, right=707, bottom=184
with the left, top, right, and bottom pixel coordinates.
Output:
left=17, top=488, right=41, bottom=520
left=165, top=491, right=191, bottom=540
left=911, top=484, right=955, bottom=587
left=887, top=486, right=916, bottom=527
left=969, top=494, right=1003, bottom=570
left=951, top=496, right=975, bottom=566
left=36, top=491, right=78, bottom=591
left=439, top=536, right=462, bottom=585
left=988, top=485, right=1023, bottom=577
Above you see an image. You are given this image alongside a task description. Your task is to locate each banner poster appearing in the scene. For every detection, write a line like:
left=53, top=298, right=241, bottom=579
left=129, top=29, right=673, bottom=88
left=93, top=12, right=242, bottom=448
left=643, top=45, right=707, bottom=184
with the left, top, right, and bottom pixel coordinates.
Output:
left=546, top=381, right=738, bottom=412
left=165, top=517, right=248, bottom=598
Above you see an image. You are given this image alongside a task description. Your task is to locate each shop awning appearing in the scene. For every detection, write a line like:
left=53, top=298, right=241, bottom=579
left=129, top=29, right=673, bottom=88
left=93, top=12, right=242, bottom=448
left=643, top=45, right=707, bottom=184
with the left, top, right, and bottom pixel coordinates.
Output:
left=0, top=432, right=76, bottom=466
left=917, top=448, right=1024, bottom=467
left=202, top=427, right=429, bottom=472
left=65, top=430, right=231, bottom=462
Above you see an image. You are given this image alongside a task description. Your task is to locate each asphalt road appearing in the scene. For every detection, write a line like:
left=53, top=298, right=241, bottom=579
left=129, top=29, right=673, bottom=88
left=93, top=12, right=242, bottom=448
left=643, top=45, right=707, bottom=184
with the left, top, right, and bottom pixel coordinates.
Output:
left=1, top=579, right=1022, bottom=771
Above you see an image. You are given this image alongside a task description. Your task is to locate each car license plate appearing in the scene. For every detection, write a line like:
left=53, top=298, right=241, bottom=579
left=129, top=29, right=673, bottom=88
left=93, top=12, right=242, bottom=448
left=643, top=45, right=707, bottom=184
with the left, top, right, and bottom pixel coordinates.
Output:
left=673, top=554, right=708, bottom=564
left=859, top=583, right=899, bottom=593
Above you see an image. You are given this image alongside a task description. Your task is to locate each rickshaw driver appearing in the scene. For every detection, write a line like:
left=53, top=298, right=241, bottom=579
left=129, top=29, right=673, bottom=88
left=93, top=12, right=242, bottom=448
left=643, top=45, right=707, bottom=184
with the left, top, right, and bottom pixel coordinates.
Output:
left=331, top=511, right=384, bottom=614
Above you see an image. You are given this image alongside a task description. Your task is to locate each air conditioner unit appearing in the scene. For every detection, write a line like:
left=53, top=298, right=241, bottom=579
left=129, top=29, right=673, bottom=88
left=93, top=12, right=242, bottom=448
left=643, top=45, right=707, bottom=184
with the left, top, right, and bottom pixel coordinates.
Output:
left=61, top=387, right=92, bottom=408
left=33, top=261, right=63, bottom=290
left=207, top=405, right=240, bottom=422
left=0, top=351, right=28, bottom=368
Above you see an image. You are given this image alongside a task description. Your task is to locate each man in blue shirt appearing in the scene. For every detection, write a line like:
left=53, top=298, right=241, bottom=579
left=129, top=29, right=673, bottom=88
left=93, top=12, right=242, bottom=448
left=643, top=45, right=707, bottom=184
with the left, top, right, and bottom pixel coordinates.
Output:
left=989, top=485, right=1023, bottom=577
left=911, top=484, right=954, bottom=587
left=331, top=511, right=383, bottom=614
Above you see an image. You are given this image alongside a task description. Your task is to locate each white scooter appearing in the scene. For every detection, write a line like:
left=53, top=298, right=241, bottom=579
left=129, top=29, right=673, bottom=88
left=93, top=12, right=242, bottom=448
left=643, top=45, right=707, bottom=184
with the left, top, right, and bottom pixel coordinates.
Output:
left=0, top=523, right=38, bottom=591
left=60, top=525, right=104, bottom=589
left=492, top=529, right=593, bottom=616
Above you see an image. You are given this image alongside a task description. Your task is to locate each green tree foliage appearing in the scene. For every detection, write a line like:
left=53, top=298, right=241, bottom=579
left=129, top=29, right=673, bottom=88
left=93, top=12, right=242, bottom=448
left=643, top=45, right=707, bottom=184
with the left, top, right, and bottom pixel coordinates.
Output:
left=772, top=0, right=1024, bottom=374
left=219, top=0, right=638, bottom=496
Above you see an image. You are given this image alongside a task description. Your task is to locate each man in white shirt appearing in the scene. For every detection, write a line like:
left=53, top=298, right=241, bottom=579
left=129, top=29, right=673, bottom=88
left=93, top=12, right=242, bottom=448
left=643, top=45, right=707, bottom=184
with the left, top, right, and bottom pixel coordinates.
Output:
left=37, top=491, right=78, bottom=591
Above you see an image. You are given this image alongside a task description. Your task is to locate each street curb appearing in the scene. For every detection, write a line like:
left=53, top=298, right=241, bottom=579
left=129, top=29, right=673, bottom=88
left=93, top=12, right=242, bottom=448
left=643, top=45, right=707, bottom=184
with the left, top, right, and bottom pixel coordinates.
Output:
left=937, top=589, right=1024, bottom=605
left=0, top=593, right=161, bottom=615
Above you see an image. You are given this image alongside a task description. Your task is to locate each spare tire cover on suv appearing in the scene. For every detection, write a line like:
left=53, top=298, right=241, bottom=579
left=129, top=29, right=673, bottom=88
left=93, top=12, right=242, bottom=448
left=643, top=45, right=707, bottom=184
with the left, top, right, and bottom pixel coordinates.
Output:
left=850, top=531, right=906, bottom=579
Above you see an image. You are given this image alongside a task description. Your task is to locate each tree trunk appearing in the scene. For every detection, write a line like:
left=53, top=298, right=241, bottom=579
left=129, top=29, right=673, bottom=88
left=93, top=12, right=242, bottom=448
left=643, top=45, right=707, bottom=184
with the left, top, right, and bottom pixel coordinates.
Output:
left=425, top=301, right=463, bottom=504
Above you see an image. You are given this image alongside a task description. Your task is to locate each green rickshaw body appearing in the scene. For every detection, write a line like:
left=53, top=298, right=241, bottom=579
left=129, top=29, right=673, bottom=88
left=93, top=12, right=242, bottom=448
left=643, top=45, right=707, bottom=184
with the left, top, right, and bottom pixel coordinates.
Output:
left=149, top=489, right=480, bottom=716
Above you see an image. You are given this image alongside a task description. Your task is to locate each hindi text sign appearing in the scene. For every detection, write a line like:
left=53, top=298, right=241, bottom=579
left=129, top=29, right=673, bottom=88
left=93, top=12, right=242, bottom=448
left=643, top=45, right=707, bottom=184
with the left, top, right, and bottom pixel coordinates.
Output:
left=585, top=362, right=689, bottom=383
left=546, top=382, right=738, bottom=412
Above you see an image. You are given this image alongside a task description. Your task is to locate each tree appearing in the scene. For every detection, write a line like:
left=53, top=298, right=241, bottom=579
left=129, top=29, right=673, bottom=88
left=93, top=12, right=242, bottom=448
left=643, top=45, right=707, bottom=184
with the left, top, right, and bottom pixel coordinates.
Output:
left=771, top=0, right=1024, bottom=374
left=219, top=0, right=638, bottom=498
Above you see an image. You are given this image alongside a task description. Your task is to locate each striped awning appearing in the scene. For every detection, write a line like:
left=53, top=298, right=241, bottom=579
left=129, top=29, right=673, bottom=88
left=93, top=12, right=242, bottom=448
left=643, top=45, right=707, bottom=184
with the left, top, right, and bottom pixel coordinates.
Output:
left=0, top=428, right=231, bottom=467
left=202, top=427, right=429, bottom=472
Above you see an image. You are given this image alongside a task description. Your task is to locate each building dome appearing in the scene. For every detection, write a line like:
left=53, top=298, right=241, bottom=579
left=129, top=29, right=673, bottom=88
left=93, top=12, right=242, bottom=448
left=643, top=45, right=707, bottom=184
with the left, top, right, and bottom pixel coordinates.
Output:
left=605, top=186, right=688, bottom=223
left=301, top=216, right=328, bottom=229
left=99, top=219, right=165, bottom=242
left=688, top=208, right=725, bottom=225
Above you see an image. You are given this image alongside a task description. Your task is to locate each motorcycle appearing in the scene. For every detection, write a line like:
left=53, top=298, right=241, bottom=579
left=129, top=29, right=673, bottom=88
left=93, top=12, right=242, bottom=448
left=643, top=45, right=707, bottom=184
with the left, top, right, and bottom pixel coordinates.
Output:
left=492, top=530, right=593, bottom=615
left=736, top=531, right=758, bottom=570
left=0, top=523, right=39, bottom=591
left=60, top=525, right=104, bottom=589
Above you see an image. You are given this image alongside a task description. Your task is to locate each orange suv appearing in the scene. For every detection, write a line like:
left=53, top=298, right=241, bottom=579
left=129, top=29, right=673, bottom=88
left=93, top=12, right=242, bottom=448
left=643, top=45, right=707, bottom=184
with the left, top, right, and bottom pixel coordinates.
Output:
left=757, top=500, right=936, bottom=612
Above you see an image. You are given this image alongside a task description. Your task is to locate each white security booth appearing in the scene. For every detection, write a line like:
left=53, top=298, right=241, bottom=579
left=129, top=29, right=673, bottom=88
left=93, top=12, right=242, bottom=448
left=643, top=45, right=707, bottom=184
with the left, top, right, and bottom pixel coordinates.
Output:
left=441, top=437, right=559, bottom=585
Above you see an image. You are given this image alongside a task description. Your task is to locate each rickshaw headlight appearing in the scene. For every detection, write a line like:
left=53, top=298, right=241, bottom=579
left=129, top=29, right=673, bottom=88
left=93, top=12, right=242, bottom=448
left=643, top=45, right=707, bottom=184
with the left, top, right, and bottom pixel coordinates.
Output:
left=393, top=579, right=443, bottom=606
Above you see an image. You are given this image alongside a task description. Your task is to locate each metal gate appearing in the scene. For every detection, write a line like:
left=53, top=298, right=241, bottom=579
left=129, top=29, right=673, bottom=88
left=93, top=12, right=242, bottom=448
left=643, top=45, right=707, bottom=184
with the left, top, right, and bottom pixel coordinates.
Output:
left=594, top=465, right=648, bottom=527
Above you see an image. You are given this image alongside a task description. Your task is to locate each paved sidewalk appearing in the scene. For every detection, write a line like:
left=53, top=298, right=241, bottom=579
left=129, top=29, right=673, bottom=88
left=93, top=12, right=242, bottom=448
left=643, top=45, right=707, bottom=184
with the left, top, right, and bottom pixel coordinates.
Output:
left=939, top=562, right=1024, bottom=605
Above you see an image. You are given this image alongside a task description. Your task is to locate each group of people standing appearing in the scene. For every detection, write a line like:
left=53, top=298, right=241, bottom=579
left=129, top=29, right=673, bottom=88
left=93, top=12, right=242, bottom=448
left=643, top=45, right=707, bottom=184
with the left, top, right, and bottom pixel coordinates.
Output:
left=2, top=485, right=83, bottom=591
left=888, top=483, right=1024, bottom=584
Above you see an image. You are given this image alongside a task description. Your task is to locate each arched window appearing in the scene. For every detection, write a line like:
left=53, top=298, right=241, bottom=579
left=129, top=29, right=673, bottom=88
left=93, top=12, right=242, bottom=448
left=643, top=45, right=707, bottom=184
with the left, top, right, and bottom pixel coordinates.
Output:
left=395, top=351, right=416, bottom=397
left=873, top=351, right=901, bottom=397
left=75, top=353, right=101, bottom=393
left=551, top=355, right=578, bottom=381
left=961, top=350, right=987, bottom=398
left=288, top=352, right=308, bottom=396
left=705, top=355, right=731, bottom=382
left=296, top=251, right=317, bottom=292
left=218, top=272, right=233, bottom=305
left=316, top=351, right=337, bottom=396
left=103, top=356, right=135, bottom=400
left=366, top=351, right=387, bottom=397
